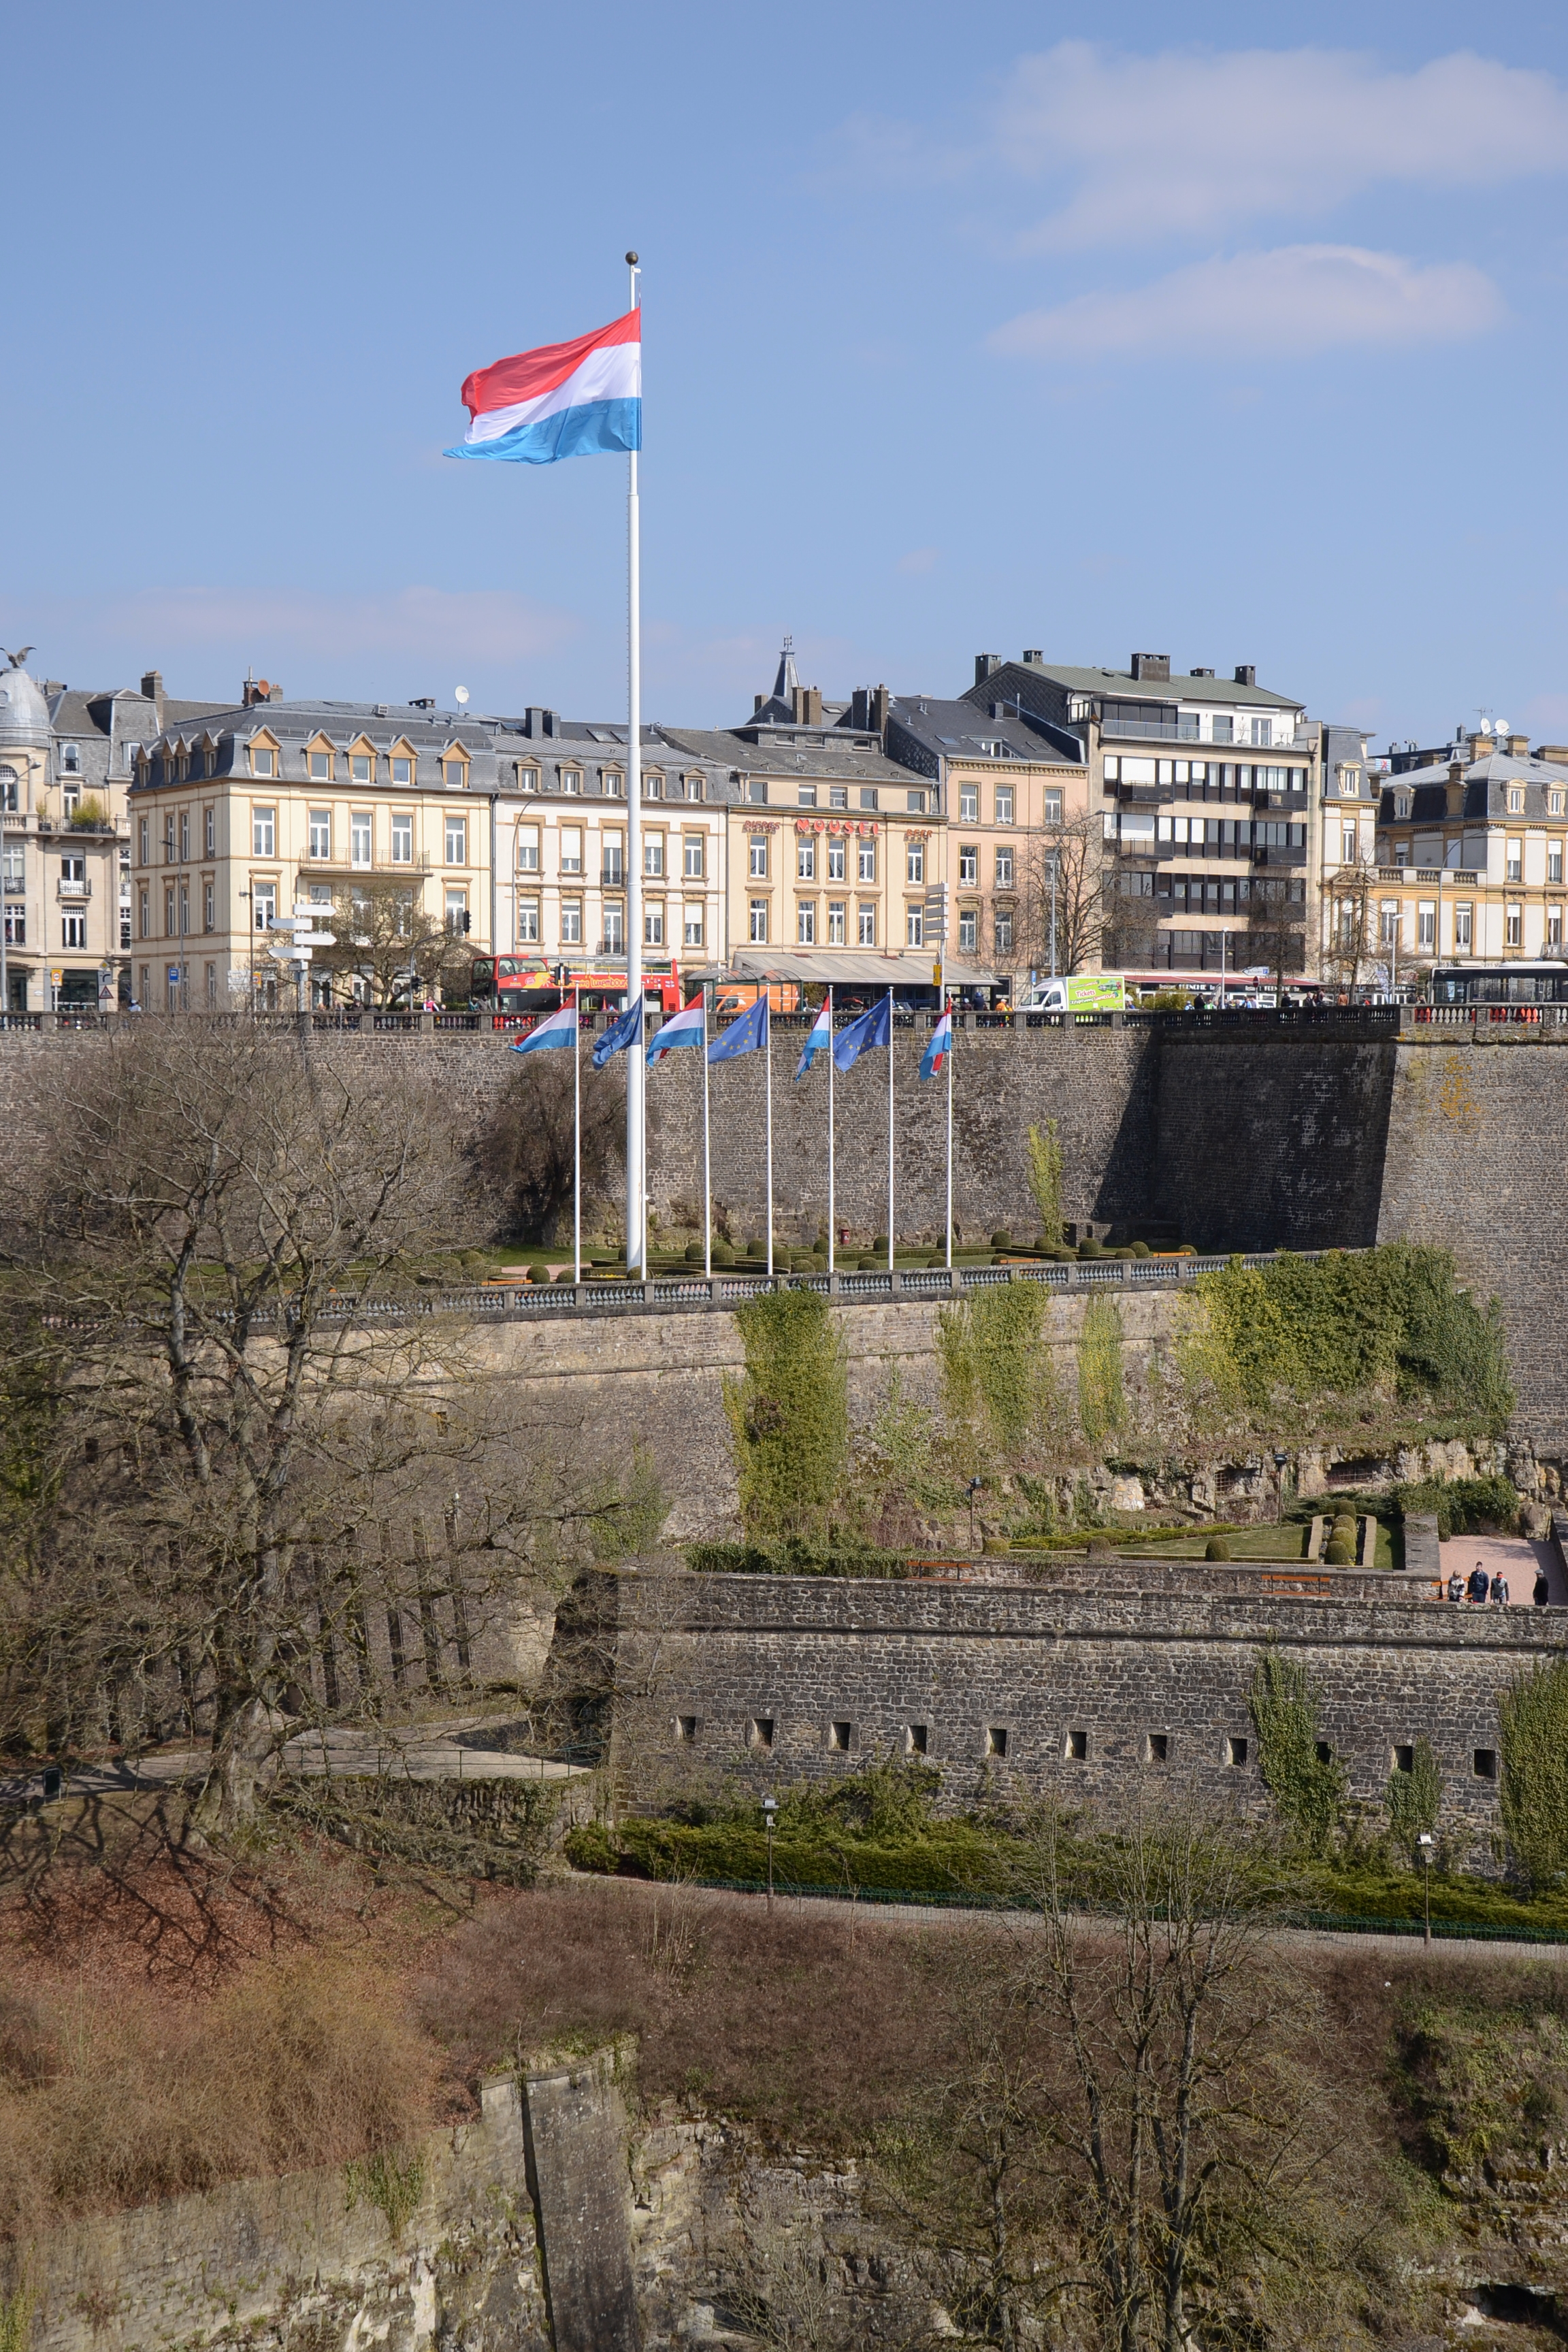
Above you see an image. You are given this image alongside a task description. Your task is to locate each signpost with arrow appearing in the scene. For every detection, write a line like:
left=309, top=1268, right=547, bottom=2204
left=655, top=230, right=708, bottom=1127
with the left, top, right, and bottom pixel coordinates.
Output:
left=268, top=905, right=336, bottom=1015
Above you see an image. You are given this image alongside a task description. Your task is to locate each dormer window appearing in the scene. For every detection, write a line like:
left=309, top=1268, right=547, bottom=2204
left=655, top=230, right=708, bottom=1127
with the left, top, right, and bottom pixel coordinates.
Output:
left=1395, top=794, right=1411, bottom=819
left=393, top=756, right=412, bottom=785
left=561, top=769, right=582, bottom=796
left=644, top=772, right=664, bottom=800
left=308, top=751, right=332, bottom=781
left=517, top=765, right=538, bottom=792
left=602, top=770, right=623, bottom=798
left=350, top=754, right=372, bottom=783
left=1508, top=786, right=1524, bottom=813
left=683, top=774, right=704, bottom=801
left=61, top=744, right=81, bottom=774
left=444, top=756, right=468, bottom=791
left=252, top=745, right=276, bottom=779
left=1552, top=790, right=1565, bottom=817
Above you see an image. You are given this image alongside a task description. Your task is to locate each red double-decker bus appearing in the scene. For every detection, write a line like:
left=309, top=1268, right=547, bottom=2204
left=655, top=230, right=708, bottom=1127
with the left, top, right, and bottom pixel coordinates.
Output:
left=469, top=959, right=686, bottom=1030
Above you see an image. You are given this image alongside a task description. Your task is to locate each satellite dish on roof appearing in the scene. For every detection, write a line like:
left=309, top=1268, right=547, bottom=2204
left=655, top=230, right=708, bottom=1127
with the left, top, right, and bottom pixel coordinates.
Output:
left=455, top=685, right=470, bottom=706
left=1494, top=718, right=1509, bottom=736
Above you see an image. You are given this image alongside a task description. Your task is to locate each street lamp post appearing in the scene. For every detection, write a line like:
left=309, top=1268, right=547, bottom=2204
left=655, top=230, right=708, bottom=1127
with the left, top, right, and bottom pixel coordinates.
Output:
left=1273, top=1449, right=1289, bottom=1524
left=1418, top=1831, right=1434, bottom=1945
left=761, top=1793, right=778, bottom=1911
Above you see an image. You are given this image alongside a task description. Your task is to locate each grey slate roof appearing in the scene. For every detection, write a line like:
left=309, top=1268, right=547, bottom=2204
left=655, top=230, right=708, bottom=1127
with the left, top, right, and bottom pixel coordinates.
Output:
left=884, top=696, right=1081, bottom=768
left=964, top=657, right=1303, bottom=713
left=655, top=724, right=914, bottom=787
left=1378, top=751, right=1568, bottom=826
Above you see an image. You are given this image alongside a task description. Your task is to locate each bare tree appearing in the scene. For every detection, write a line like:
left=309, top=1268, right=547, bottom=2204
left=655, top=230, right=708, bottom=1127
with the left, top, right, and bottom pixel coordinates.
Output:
left=1321, top=856, right=1378, bottom=992
left=478, top=1054, right=630, bottom=1245
left=310, top=877, right=472, bottom=1007
left=1243, top=877, right=1307, bottom=994
left=1019, top=814, right=1108, bottom=975
left=0, top=1027, right=661, bottom=1834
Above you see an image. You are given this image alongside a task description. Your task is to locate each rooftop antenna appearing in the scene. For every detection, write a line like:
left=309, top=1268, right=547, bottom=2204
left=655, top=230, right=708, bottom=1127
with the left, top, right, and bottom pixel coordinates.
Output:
left=455, top=685, right=470, bottom=706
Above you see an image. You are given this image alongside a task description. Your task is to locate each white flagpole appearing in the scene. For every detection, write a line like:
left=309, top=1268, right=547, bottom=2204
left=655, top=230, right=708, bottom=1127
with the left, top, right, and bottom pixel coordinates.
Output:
left=765, top=1000, right=774, bottom=1281
left=945, top=994, right=953, bottom=1273
left=826, top=985, right=835, bottom=1276
left=886, top=984, right=895, bottom=1275
left=702, top=986, right=712, bottom=1280
left=573, top=989, right=582, bottom=1285
left=625, top=251, right=645, bottom=1279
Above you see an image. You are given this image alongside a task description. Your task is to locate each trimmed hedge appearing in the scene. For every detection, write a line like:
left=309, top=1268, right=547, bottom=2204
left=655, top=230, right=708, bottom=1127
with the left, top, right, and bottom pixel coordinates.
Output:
left=617, top=1817, right=1013, bottom=1897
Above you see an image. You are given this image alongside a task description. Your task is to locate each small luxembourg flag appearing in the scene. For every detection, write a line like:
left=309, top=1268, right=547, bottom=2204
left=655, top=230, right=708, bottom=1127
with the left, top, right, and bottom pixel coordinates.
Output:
left=919, top=1008, right=953, bottom=1081
left=647, top=998, right=706, bottom=1066
left=510, top=1003, right=577, bottom=1055
left=794, top=998, right=832, bottom=1080
left=445, top=311, right=642, bottom=466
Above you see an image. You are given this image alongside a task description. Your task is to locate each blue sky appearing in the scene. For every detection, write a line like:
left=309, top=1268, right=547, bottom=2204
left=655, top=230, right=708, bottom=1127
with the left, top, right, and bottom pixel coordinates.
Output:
left=5, top=0, right=1567, bottom=745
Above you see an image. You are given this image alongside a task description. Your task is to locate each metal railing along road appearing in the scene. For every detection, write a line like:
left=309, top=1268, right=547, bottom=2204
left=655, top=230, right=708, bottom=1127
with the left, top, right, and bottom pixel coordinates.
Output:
left=236, top=1248, right=1335, bottom=1333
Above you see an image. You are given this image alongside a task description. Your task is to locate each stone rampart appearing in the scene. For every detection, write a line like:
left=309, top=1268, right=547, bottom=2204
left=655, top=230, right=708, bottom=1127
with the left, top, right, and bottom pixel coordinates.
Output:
left=3, top=1019, right=1566, bottom=1443
left=570, top=1567, right=1568, bottom=1865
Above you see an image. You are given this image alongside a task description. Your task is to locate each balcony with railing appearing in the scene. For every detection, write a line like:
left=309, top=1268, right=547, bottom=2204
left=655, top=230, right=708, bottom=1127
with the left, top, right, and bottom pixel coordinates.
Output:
left=56, top=877, right=92, bottom=900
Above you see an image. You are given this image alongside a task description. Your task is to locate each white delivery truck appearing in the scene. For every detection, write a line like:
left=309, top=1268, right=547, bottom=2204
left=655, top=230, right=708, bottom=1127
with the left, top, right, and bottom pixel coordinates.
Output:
left=1016, top=973, right=1127, bottom=1013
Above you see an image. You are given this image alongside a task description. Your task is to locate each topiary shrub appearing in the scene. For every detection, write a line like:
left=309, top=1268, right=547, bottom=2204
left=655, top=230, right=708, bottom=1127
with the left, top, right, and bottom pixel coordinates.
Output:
left=527, top=1262, right=551, bottom=1283
left=991, top=1230, right=1012, bottom=1250
left=872, top=1235, right=889, bottom=1256
left=1078, top=1236, right=1104, bottom=1259
left=564, top=1823, right=621, bottom=1875
left=745, top=1237, right=767, bottom=1259
left=1205, top=1536, right=1232, bottom=1560
left=553, top=1267, right=576, bottom=1284
left=685, top=1240, right=705, bottom=1263
left=1130, top=1239, right=1152, bottom=1258
left=1324, top=1538, right=1355, bottom=1565
left=711, top=1240, right=735, bottom=1267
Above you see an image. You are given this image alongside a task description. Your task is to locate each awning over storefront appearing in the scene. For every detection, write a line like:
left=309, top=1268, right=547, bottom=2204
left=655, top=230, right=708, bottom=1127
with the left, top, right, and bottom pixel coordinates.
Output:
left=689, top=950, right=995, bottom=990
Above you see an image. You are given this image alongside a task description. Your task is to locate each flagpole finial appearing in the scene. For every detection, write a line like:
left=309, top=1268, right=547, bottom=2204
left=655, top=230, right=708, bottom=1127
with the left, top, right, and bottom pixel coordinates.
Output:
left=625, top=250, right=639, bottom=265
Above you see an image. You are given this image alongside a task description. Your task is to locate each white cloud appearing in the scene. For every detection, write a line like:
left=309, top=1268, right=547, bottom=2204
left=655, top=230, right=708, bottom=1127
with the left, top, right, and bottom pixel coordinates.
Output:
left=996, top=44, right=1568, bottom=248
left=991, top=245, right=1506, bottom=360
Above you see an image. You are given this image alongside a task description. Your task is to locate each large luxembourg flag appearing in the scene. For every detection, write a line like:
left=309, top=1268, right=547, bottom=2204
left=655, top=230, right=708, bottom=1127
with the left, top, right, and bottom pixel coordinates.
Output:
left=444, top=311, right=642, bottom=465
left=647, top=998, right=706, bottom=1066
left=511, top=1004, right=578, bottom=1055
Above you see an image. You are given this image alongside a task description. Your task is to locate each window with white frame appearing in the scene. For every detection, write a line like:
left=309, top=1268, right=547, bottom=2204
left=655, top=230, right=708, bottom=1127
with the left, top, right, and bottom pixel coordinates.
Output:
left=517, top=765, right=538, bottom=792
left=683, top=834, right=704, bottom=879
left=63, top=913, right=86, bottom=949
left=906, top=840, right=924, bottom=885
left=517, top=824, right=540, bottom=874
left=1455, top=902, right=1473, bottom=949
left=994, top=845, right=1014, bottom=887
left=308, top=808, right=331, bottom=860
left=858, top=904, right=876, bottom=945
left=203, top=805, right=215, bottom=855
left=253, top=881, right=277, bottom=933
left=683, top=904, right=704, bottom=947
left=1044, top=787, right=1063, bottom=823
left=995, top=785, right=1013, bottom=823
left=905, top=905, right=924, bottom=947
left=797, top=902, right=815, bottom=944
left=444, top=813, right=466, bottom=864
left=309, top=750, right=331, bottom=781
left=798, top=838, right=815, bottom=881
left=443, top=757, right=467, bottom=793
left=1250, top=718, right=1272, bottom=747
left=645, top=833, right=664, bottom=877
left=858, top=838, right=876, bottom=883
left=860, top=787, right=879, bottom=812
left=1379, top=900, right=1399, bottom=945
left=1418, top=902, right=1436, bottom=949
left=393, top=756, right=412, bottom=785
left=252, top=805, right=275, bottom=855
left=643, top=772, right=664, bottom=800
left=645, top=904, right=664, bottom=947
left=994, top=909, right=1013, bottom=954
left=561, top=899, right=582, bottom=944
left=61, top=742, right=80, bottom=774
left=958, top=783, right=978, bottom=821
left=137, top=817, right=149, bottom=864
left=1552, top=845, right=1565, bottom=885
left=749, top=837, right=768, bottom=879
left=391, top=811, right=412, bottom=864
left=1552, top=790, right=1565, bottom=817
left=1506, top=904, right=1523, bottom=946
left=602, top=832, right=624, bottom=883
left=798, top=785, right=817, bottom=809
left=252, top=746, right=276, bottom=777
left=826, top=837, right=846, bottom=881
left=560, top=826, right=582, bottom=875
left=603, top=903, right=624, bottom=950
left=1550, top=906, right=1564, bottom=947
left=351, top=753, right=372, bottom=784
left=1507, top=838, right=1523, bottom=880
left=907, top=790, right=926, bottom=813
left=517, top=899, right=540, bottom=943
left=445, top=887, right=468, bottom=934
left=203, top=879, right=214, bottom=932
left=1342, top=823, right=1357, bottom=864
left=561, top=769, right=582, bottom=796
left=958, top=845, right=977, bottom=885
left=958, top=906, right=977, bottom=951
left=1509, top=786, right=1524, bottom=813
left=351, top=811, right=372, bottom=868
left=749, top=898, right=768, bottom=943
left=826, top=901, right=845, bottom=944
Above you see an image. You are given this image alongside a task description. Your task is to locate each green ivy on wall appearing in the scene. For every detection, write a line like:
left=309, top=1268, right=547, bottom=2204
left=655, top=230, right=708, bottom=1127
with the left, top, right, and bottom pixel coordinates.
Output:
left=1500, top=1658, right=1568, bottom=1891
left=1077, top=1293, right=1126, bottom=1443
left=1386, top=1735, right=1443, bottom=1864
left=723, top=1289, right=849, bottom=1539
left=936, top=1279, right=1064, bottom=1465
left=1249, top=1648, right=1346, bottom=1855
left=1187, top=1244, right=1512, bottom=1431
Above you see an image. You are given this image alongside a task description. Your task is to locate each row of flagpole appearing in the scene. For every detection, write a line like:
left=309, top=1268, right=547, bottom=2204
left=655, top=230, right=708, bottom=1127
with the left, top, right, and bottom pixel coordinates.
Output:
left=509, top=987, right=956, bottom=1279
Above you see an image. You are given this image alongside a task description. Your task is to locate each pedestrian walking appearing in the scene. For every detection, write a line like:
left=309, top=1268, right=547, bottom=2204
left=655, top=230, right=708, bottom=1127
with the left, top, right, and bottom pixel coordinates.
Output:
left=1535, top=1570, right=1552, bottom=1606
left=1467, top=1563, right=1490, bottom=1604
left=1490, top=1571, right=1510, bottom=1605
left=1447, top=1568, right=1465, bottom=1603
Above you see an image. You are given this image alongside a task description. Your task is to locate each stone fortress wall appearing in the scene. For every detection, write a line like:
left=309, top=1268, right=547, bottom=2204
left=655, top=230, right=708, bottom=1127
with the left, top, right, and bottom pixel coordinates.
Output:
left=568, top=1563, right=1568, bottom=1870
left=0, top=1016, right=1563, bottom=1442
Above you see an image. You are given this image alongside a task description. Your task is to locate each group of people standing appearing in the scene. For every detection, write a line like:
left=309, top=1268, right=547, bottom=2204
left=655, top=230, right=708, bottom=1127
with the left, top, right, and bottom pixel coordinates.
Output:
left=1447, top=1559, right=1552, bottom=1605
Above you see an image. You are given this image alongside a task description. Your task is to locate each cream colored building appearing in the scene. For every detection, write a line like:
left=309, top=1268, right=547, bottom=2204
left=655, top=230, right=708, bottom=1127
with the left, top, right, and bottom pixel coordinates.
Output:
left=0, top=658, right=123, bottom=1011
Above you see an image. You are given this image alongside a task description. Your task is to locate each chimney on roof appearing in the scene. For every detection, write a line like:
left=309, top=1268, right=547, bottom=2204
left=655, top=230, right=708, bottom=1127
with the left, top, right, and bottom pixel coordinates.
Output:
left=975, top=653, right=1001, bottom=685
left=1130, top=653, right=1170, bottom=683
left=1536, top=745, right=1568, bottom=766
left=140, top=668, right=165, bottom=725
left=795, top=685, right=823, bottom=727
left=754, top=695, right=765, bottom=716
left=1022, top=649, right=1043, bottom=666
left=1509, top=732, right=1531, bottom=757
left=1233, top=665, right=1256, bottom=688
left=870, top=685, right=889, bottom=735
left=1466, top=730, right=1492, bottom=762
left=242, top=676, right=276, bottom=708
left=522, top=706, right=559, bottom=739
left=1447, top=761, right=1467, bottom=819
left=267, top=682, right=282, bottom=703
